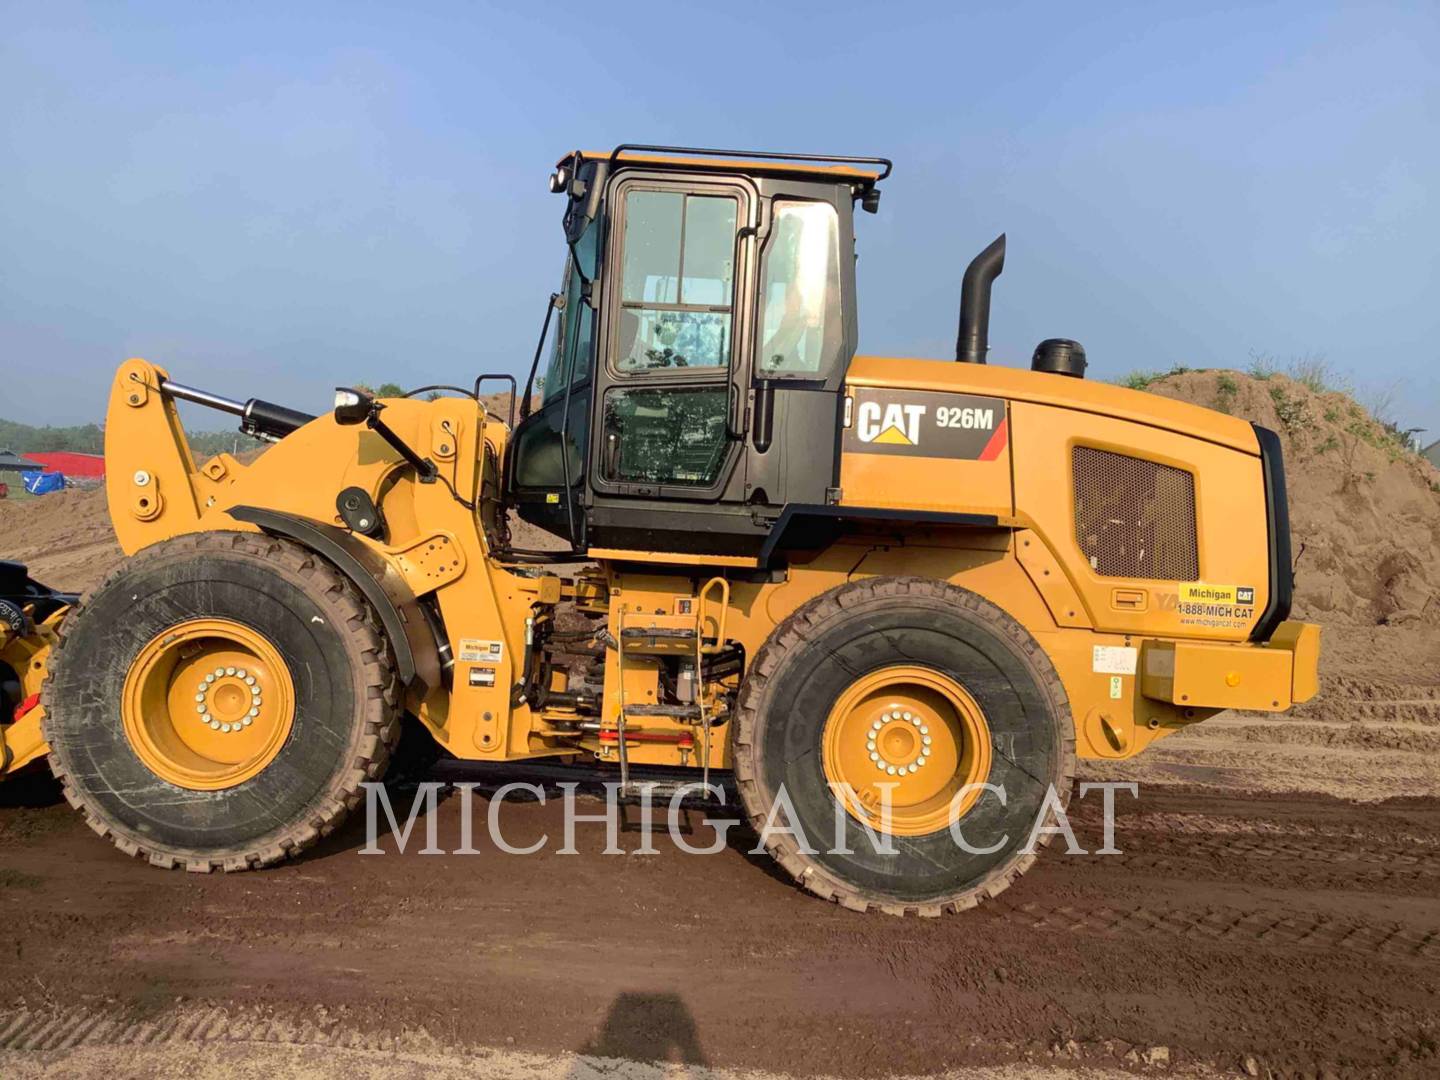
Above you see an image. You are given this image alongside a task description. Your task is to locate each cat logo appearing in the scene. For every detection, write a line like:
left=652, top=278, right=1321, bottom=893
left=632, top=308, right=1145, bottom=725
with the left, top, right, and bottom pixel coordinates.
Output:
left=856, top=401, right=926, bottom=445
left=843, top=387, right=1007, bottom=459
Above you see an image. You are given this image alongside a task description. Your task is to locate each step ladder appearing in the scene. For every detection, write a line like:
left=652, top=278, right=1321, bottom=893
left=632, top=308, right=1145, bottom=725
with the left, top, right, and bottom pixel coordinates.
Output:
left=614, top=577, right=730, bottom=797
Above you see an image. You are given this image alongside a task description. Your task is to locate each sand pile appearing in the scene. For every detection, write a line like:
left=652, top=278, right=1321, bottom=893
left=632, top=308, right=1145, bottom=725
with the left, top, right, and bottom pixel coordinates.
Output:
left=1140, top=369, right=1440, bottom=627
left=1084, top=369, right=1440, bottom=801
left=0, top=486, right=122, bottom=594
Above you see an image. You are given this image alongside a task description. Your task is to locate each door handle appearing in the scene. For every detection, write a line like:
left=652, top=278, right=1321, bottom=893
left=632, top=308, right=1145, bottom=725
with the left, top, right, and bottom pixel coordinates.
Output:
left=604, top=430, right=621, bottom=478
left=725, top=377, right=747, bottom=442
left=1111, top=588, right=1148, bottom=612
left=752, top=379, right=775, bottom=453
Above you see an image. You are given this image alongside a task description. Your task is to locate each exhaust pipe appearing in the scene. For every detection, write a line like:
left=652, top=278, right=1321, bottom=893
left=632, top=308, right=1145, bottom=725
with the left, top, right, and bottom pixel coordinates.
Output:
left=955, top=233, right=1006, bottom=364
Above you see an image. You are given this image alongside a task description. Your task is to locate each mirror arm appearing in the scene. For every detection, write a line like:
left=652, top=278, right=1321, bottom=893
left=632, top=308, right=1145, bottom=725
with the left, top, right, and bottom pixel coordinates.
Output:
left=519, top=292, right=561, bottom=422
left=368, top=408, right=438, bottom=484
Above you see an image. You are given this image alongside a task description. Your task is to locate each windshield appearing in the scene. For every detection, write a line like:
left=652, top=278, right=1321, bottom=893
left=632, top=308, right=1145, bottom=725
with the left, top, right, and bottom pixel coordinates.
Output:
left=541, top=216, right=599, bottom=402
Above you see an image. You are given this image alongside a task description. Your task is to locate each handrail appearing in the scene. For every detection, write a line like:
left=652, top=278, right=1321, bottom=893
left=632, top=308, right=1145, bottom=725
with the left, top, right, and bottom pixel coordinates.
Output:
left=604, top=144, right=892, bottom=181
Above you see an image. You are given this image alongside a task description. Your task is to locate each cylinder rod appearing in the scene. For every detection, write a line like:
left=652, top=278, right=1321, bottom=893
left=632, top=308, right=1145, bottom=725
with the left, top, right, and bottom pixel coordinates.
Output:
left=159, top=379, right=247, bottom=417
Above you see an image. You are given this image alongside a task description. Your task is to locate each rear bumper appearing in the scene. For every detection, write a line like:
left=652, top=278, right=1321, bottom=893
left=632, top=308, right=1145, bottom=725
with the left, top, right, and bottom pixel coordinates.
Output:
left=1140, top=621, right=1321, bottom=713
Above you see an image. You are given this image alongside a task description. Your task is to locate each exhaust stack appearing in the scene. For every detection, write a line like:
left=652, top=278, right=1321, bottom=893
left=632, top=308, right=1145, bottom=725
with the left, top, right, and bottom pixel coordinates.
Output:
left=955, top=233, right=1006, bottom=364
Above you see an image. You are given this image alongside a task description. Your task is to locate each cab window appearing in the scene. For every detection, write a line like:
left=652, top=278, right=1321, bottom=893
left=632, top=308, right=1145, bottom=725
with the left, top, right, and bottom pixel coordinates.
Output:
left=542, top=217, right=599, bottom=401
left=616, top=190, right=737, bottom=372
left=602, top=386, right=729, bottom=486
left=757, top=201, right=840, bottom=377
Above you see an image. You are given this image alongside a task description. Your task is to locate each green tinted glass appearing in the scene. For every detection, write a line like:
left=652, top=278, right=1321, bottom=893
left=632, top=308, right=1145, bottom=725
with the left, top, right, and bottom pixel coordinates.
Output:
left=602, top=387, right=729, bottom=486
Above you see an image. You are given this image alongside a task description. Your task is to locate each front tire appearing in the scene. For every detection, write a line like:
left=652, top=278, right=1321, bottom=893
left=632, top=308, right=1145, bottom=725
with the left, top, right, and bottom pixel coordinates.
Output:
left=731, top=576, right=1075, bottom=915
left=44, top=532, right=401, bottom=871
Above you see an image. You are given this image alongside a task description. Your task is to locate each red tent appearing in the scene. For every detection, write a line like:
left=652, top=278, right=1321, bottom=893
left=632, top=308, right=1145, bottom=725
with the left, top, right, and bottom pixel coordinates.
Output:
left=24, top=451, right=106, bottom=478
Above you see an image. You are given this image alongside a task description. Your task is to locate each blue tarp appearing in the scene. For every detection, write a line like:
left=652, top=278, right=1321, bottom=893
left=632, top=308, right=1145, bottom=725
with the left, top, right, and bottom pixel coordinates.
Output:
left=21, top=471, right=65, bottom=495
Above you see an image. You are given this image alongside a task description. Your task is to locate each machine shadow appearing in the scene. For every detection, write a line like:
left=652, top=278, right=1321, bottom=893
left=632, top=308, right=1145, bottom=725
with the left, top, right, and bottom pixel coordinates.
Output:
left=572, top=991, right=709, bottom=1073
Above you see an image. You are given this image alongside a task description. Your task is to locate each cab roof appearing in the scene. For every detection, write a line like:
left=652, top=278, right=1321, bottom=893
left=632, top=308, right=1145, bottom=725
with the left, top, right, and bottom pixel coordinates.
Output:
left=560, top=144, right=891, bottom=184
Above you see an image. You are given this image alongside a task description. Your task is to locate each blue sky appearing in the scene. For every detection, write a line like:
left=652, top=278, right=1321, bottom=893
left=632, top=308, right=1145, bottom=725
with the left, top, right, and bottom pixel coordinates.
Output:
left=2, top=1, right=1437, bottom=436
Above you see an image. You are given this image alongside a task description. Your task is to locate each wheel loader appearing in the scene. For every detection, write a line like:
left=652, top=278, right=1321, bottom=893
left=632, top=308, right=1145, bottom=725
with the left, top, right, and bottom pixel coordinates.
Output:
left=4, top=145, right=1321, bottom=915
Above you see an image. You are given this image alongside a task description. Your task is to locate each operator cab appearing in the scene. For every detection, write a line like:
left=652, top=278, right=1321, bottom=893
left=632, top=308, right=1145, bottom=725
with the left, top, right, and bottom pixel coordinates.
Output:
left=507, top=144, right=889, bottom=558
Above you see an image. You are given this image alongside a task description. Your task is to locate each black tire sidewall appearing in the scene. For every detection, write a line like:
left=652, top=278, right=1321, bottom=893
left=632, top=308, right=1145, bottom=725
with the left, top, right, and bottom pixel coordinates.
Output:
left=753, top=588, right=1066, bottom=905
left=47, top=539, right=370, bottom=856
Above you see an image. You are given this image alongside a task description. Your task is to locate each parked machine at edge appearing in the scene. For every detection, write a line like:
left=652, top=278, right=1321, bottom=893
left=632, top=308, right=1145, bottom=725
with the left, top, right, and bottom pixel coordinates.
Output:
left=1, top=145, right=1320, bottom=915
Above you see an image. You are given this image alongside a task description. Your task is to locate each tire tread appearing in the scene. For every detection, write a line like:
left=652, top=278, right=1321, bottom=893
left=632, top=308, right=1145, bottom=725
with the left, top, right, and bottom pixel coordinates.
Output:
left=43, top=531, right=402, bottom=873
left=730, top=575, right=1076, bottom=917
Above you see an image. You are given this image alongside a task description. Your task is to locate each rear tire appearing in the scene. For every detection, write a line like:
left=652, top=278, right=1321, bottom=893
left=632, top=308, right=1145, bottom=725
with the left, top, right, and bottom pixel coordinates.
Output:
left=44, top=532, right=401, bottom=871
left=731, top=576, right=1075, bottom=915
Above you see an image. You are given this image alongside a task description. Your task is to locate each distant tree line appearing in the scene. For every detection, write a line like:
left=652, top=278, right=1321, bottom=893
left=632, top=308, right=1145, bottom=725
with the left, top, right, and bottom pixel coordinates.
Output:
left=0, top=416, right=264, bottom=458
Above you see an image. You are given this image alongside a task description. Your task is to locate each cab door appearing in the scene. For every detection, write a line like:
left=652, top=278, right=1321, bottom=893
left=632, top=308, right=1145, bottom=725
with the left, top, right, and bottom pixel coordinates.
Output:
left=588, top=177, right=753, bottom=506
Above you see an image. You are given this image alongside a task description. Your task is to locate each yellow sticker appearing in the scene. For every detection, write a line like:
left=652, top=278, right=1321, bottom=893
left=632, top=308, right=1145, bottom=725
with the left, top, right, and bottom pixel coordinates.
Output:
left=1180, top=583, right=1257, bottom=606
left=545, top=493, right=560, bottom=504
left=1182, top=583, right=1237, bottom=605
left=1176, top=583, right=1257, bottom=629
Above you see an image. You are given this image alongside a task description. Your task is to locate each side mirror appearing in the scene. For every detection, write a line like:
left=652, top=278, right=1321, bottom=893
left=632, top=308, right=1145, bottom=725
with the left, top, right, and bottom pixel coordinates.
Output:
left=333, top=387, right=375, bottom=426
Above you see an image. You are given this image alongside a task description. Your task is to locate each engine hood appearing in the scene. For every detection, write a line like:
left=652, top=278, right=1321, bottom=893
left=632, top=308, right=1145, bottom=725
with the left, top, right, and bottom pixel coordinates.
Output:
left=846, top=356, right=1259, bottom=455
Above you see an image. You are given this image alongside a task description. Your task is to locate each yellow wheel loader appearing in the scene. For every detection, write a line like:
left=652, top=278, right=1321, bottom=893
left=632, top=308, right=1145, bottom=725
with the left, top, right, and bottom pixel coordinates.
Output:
left=25, top=146, right=1320, bottom=913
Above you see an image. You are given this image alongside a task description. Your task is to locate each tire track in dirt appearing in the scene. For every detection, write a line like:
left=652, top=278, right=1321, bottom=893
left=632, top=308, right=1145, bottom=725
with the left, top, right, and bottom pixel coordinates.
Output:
left=1077, top=823, right=1440, bottom=893
left=995, top=898, right=1439, bottom=962
left=5, top=785, right=1439, bottom=1077
left=0, top=1006, right=404, bottom=1052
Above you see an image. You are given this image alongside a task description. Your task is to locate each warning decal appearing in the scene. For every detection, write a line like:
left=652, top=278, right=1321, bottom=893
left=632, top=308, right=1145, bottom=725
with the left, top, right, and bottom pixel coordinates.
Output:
left=1092, top=645, right=1138, bottom=675
left=843, top=387, right=1007, bottom=459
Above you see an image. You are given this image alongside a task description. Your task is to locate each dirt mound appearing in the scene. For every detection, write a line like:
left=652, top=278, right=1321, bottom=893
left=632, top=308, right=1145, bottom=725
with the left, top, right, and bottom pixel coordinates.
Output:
left=0, top=466, right=561, bottom=597
left=0, top=486, right=122, bottom=594
left=1141, top=370, right=1440, bottom=626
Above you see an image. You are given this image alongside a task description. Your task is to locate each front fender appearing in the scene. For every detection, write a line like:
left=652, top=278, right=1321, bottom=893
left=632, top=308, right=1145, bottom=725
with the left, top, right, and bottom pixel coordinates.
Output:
left=227, top=506, right=441, bottom=691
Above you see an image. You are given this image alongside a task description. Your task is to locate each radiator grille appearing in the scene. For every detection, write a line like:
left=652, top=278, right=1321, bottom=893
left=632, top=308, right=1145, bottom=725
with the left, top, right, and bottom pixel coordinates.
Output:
left=1072, top=447, right=1198, bottom=581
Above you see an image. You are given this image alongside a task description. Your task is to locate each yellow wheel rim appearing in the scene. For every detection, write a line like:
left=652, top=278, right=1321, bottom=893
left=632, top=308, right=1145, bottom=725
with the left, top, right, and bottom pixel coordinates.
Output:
left=122, top=618, right=295, bottom=791
left=821, top=665, right=993, bottom=837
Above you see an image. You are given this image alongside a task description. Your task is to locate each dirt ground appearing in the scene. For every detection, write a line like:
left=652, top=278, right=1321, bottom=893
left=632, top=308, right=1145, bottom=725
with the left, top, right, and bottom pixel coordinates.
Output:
left=3, top=375, right=1439, bottom=1077
left=2, top=779, right=1437, bottom=1077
